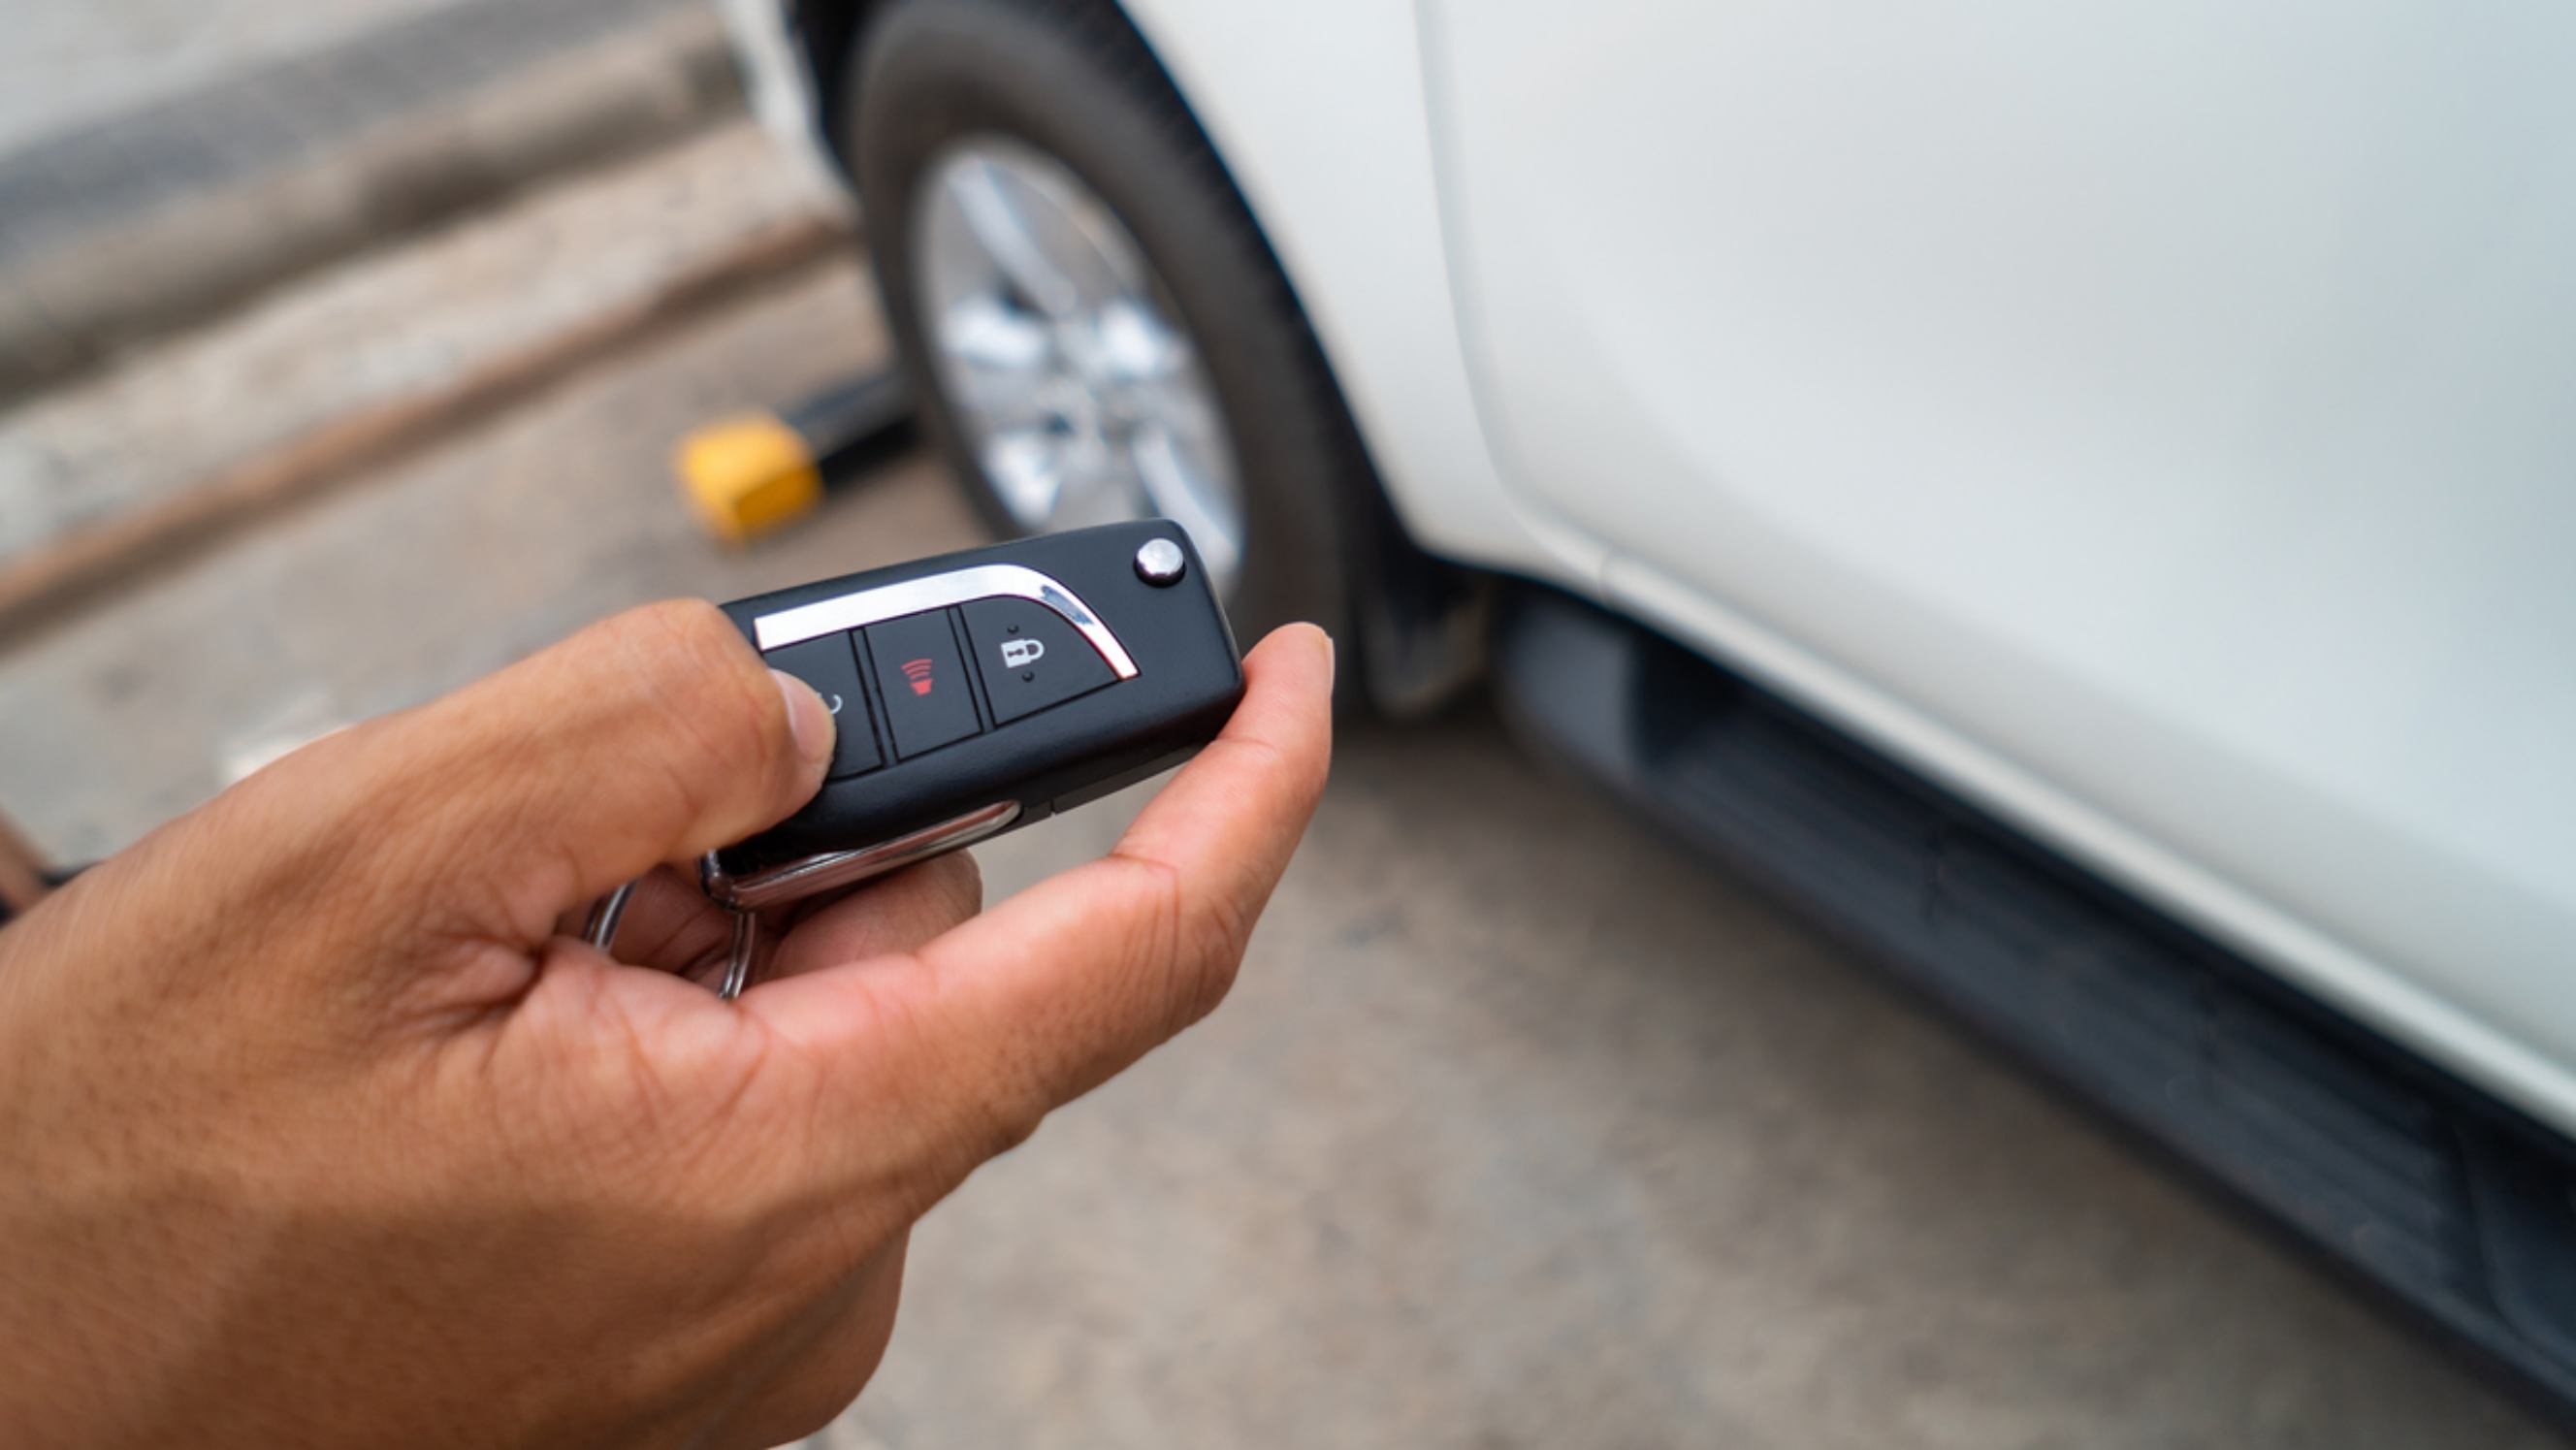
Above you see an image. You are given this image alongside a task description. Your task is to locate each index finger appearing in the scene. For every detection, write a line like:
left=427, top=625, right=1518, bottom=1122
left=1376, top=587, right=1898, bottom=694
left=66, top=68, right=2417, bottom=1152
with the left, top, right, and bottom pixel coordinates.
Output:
left=753, top=624, right=1334, bottom=1163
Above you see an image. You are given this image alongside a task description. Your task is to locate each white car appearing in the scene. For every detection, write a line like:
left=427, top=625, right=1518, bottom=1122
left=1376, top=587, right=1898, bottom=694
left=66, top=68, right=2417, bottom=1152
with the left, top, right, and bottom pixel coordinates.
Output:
left=727, top=0, right=2576, bottom=1400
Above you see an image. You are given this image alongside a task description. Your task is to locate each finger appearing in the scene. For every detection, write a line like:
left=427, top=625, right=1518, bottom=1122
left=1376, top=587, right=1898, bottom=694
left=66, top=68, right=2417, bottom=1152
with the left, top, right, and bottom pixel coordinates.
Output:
left=236, top=600, right=834, bottom=955
left=753, top=624, right=1332, bottom=1174
left=762, top=853, right=983, bottom=983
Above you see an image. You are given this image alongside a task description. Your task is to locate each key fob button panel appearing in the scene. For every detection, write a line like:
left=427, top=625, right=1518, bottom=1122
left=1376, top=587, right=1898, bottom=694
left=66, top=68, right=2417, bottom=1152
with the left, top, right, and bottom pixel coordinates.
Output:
left=760, top=632, right=882, bottom=780
left=713, top=522, right=1244, bottom=883
left=863, top=610, right=982, bottom=758
left=962, top=596, right=1117, bottom=724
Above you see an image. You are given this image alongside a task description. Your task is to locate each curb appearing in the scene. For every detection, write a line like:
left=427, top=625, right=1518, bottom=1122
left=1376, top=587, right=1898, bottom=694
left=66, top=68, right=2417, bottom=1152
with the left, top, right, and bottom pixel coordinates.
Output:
left=0, top=4, right=743, bottom=402
left=0, top=208, right=850, bottom=648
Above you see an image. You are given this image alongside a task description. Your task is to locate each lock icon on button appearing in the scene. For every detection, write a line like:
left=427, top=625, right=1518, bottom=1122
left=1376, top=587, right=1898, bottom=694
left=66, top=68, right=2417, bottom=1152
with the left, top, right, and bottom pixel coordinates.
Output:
left=1000, top=637, right=1046, bottom=669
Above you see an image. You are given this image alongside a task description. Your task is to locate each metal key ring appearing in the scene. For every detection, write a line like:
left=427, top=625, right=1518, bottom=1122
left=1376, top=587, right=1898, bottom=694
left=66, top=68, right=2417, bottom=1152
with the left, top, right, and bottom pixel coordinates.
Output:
left=579, top=805, right=1017, bottom=1001
left=581, top=869, right=764, bottom=1001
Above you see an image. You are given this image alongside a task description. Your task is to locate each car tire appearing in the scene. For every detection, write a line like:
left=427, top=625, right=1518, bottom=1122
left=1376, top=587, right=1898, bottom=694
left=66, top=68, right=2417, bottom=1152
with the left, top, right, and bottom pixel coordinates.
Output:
left=843, top=0, right=1379, bottom=682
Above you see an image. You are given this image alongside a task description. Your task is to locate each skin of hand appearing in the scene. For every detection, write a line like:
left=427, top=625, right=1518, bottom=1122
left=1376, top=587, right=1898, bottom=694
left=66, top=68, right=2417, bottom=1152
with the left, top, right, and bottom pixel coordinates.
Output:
left=0, top=599, right=1333, bottom=1449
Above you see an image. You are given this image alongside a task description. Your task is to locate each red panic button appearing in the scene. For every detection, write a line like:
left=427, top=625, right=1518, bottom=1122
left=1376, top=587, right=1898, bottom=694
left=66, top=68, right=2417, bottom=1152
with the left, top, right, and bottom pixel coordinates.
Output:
left=863, top=610, right=981, bottom=757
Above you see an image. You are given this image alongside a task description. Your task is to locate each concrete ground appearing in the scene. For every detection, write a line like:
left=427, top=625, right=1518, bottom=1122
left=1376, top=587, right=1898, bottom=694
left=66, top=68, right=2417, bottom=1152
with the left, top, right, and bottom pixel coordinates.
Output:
left=0, top=119, right=838, bottom=573
left=0, top=0, right=727, bottom=398
left=0, top=0, right=688, bottom=156
left=0, top=259, right=2562, bottom=1447
left=0, top=0, right=459, bottom=148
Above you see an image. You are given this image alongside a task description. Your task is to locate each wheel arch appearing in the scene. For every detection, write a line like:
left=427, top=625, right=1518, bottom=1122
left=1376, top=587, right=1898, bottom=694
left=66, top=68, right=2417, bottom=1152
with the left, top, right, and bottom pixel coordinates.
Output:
left=795, top=0, right=1520, bottom=712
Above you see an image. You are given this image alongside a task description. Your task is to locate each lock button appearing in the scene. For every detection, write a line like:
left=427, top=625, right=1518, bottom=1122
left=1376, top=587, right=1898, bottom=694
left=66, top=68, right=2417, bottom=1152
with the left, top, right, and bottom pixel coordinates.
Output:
left=962, top=596, right=1119, bottom=724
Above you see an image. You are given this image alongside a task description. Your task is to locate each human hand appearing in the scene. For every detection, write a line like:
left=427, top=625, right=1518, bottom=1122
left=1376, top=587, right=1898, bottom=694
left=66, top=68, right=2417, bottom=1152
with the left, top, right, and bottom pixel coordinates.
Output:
left=0, top=600, right=1332, bottom=1448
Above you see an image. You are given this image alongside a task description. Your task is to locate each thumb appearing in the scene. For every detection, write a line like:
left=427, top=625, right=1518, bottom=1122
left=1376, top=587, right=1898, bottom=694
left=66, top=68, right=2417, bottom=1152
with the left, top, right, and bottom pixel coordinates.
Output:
left=250, top=599, right=833, bottom=954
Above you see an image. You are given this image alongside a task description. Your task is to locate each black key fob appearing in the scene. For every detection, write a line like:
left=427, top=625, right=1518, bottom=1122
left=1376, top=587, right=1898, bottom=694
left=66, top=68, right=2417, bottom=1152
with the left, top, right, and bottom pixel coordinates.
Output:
left=704, top=521, right=1242, bottom=909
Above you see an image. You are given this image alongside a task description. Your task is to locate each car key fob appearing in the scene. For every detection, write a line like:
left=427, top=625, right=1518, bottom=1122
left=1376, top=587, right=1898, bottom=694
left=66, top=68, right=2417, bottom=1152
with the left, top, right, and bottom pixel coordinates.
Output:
left=701, top=520, right=1242, bottom=910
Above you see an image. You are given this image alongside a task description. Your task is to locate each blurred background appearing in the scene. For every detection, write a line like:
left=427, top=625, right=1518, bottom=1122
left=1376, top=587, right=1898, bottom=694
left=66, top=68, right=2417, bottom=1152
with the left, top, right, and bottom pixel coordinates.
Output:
left=2, top=2, right=2569, bottom=1445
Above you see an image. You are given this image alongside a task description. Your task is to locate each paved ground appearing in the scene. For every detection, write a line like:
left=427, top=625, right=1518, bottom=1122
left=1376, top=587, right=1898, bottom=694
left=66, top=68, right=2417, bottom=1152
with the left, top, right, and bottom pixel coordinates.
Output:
left=0, top=0, right=691, bottom=167
left=1, top=0, right=453, bottom=149
left=0, top=0, right=735, bottom=404
left=0, top=0, right=707, bottom=281
left=0, top=259, right=2562, bottom=1447
left=0, top=119, right=837, bottom=571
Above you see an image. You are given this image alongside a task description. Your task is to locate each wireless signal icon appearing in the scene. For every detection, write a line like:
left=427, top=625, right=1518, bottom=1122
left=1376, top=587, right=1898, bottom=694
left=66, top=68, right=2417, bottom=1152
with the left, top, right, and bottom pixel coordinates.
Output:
left=901, top=658, right=936, bottom=696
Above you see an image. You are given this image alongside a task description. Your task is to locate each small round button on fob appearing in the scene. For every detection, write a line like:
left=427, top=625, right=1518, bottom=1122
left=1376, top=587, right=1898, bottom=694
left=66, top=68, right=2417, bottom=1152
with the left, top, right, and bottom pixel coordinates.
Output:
left=1134, top=537, right=1186, bottom=585
left=961, top=596, right=1118, bottom=724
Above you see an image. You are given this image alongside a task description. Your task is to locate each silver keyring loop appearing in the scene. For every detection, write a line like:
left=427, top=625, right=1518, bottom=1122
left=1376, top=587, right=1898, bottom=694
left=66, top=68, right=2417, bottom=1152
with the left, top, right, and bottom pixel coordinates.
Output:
left=580, top=881, right=636, bottom=951
left=581, top=877, right=762, bottom=1001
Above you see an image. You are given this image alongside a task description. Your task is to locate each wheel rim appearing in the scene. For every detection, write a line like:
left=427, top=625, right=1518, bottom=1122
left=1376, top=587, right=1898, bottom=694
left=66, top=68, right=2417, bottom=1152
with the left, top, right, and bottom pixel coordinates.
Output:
left=913, top=137, right=1245, bottom=597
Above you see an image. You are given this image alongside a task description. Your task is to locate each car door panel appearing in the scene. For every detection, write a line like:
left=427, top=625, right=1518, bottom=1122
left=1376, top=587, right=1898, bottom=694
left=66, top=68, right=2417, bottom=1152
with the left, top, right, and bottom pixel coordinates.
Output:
left=1426, top=0, right=2576, bottom=1121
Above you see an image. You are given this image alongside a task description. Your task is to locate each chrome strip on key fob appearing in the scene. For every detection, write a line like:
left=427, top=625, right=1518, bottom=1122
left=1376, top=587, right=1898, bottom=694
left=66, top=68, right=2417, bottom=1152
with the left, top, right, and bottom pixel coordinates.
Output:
left=701, top=520, right=1243, bottom=912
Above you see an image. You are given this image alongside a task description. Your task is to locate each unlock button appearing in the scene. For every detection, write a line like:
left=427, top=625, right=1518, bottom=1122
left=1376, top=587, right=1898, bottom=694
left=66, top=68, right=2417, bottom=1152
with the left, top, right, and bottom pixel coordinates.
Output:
left=964, top=596, right=1119, bottom=724
left=760, top=633, right=881, bottom=780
